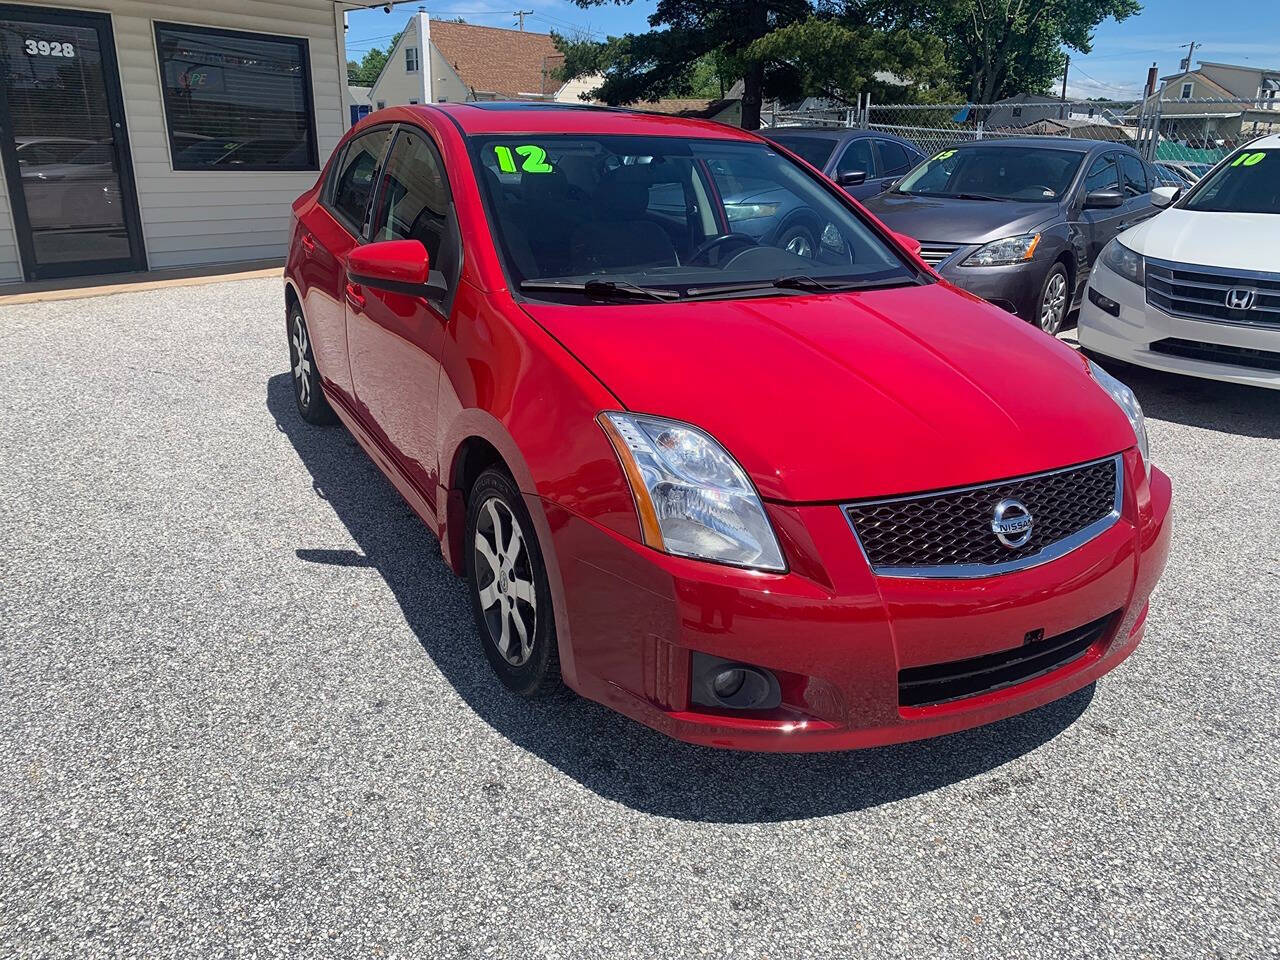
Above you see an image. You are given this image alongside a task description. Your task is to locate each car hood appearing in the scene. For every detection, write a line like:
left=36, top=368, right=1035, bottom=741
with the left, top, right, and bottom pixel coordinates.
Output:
left=1120, top=207, right=1279, bottom=272
left=521, top=283, right=1135, bottom=502
left=861, top=193, right=1059, bottom=245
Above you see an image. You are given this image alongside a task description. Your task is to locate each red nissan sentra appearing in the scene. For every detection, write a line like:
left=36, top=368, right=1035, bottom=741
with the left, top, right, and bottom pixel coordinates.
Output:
left=284, top=103, right=1172, bottom=752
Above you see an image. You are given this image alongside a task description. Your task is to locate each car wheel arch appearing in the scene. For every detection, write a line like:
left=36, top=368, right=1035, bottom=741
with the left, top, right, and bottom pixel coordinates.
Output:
left=439, top=413, right=582, bottom=688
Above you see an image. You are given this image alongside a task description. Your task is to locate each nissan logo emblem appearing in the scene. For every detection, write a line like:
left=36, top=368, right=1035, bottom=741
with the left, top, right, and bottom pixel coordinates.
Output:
left=1225, top=288, right=1257, bottom=310
left=991, top=498, right=1034, bottom=549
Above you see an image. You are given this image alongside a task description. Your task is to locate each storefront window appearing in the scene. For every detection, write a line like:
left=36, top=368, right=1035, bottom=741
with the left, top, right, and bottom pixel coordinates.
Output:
left=154, top=22, right=317, bottom=171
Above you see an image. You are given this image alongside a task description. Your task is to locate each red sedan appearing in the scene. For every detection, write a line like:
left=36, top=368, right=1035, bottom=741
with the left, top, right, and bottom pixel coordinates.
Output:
left=284, top=103, right=1172, bottom=751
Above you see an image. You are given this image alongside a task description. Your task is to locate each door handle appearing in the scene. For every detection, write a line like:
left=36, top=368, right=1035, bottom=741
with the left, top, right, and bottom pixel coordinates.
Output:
left=300, top=234, right=316, bottom=255
left=344, top=281, right=365, bottom=310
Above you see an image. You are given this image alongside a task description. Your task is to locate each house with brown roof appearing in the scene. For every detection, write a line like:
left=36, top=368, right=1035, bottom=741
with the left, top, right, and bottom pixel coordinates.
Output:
left=1126, top=59, right=1280, bottom=146
left=365, top=9, right=598, bottom=108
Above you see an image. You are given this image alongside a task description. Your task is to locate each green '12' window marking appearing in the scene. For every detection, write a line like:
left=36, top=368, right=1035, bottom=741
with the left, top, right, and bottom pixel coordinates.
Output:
left=493, top=144, right=554, bottom=173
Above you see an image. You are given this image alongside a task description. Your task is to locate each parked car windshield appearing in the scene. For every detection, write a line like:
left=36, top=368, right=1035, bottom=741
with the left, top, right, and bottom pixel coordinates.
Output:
left=767, top=134, right=838, bottom=169
left=895, top=144, right=1084, bottom=202
left=1181, top=148, right=1279, bottom=214
left=470, top=134, right=916, bottom=299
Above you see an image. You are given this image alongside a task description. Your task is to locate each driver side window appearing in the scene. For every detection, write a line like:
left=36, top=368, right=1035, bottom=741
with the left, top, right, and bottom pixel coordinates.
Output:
left=837, top=138, right=875, bottom=177
left=1085, top=153, right=1119, bottom=192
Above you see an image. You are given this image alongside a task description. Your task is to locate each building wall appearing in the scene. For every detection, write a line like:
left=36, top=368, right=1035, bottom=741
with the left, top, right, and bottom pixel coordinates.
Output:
left=0, top=0, right=347, bottom=282
left=369, top=17, right=428, bottom=107
left=553, top=73, right=601, bottom=104
left=1198, top=64, right=1266, bottom=99
left=428, top=42, right=471, bottom=103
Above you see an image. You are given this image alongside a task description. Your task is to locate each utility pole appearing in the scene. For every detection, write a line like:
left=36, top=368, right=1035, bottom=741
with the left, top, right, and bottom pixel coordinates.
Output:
left=1060, top=53, right=1069, bottom=119
left=513, top=9, right=532, bottom=30
left=1179, top=40, right=1197, bottom=73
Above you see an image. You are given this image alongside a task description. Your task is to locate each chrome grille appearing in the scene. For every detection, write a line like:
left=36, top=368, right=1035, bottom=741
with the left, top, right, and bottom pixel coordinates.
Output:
left=844, top=457, right=1122, bottom=578
left=917, top=242, right=961, bottom=267
left=1146, top=259, right=1280, bottom=328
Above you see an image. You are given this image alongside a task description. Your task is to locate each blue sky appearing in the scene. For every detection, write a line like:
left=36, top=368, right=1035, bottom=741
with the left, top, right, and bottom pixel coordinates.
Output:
left=344, top=0, right=1280, bottom=103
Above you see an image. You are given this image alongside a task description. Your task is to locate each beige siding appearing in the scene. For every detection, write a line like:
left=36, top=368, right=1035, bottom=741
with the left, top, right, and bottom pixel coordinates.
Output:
left=0, top=0, right=346, bottom=281
left=370, top=17, right=427, bottom=107
left=0, top=171, right=20, bottom=282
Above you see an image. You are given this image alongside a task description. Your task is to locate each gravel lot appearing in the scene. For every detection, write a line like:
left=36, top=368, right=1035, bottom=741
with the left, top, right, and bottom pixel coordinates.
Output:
left=1, top=277, right=1277, bottom=959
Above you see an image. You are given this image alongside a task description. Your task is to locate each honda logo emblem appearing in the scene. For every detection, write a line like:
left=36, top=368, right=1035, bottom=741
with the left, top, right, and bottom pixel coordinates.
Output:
left=1225, top=288, right=1257, bottom=310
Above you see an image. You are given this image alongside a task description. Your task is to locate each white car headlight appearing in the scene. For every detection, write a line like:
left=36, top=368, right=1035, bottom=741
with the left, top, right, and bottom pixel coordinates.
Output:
left=1088, top=360, right=1151, bottom=475
left=725, top=202, right=779, bottom=222
left=961, top=233, right=1041, bottom=266
left=1100, top=238, right=1145, bottom=285
left=599, top=412, right=786, bottom=571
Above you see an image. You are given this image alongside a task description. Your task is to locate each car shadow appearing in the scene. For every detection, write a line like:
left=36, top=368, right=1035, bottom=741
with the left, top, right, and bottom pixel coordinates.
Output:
left=1107, top=362, right=1280, bottom=440
left=268, top=373, right=1095, bottom=823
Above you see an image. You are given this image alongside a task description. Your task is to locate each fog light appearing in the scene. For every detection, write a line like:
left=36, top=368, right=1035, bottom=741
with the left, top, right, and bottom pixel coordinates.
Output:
left=712, top=668, right=747, bottom=700
left=1088, top=286, right=1121, bottom=317
left=691, top=653, right=782, bottom=711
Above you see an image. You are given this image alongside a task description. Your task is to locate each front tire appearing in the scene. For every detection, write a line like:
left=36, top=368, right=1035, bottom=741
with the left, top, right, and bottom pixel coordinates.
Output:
left=288, top=301, right=336, bottom=425
left=778, top=223, right=817, bottom=260
left=465, top=468, right=561, bottom=698
left=1036, top=263, right=1070, bottom=335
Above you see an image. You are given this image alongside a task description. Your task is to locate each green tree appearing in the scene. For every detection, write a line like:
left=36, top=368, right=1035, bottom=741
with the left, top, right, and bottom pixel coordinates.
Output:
left=880, top=0, right=1141, bottom=102
left=346, top=31, right=403, bottom=86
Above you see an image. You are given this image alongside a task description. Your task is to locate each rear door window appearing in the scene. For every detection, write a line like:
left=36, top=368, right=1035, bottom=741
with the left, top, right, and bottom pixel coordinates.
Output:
left=327, top=128, right=390, bottom=234
left=875, top=139, right=914, bottom=176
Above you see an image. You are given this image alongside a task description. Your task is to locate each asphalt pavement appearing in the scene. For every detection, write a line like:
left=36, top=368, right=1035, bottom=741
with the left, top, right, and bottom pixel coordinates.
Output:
left=1, top=278, right=1277, bottom=958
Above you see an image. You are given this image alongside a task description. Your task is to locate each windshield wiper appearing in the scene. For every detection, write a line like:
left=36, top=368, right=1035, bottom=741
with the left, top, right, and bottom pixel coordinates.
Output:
left=519, top=279, right=680, bottom=302
left=684, top=274, right=918, bottom=299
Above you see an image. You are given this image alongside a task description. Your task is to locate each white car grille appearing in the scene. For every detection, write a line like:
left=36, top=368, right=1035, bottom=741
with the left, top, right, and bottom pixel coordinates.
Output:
left=1146, top=259, right=1280, bottom=328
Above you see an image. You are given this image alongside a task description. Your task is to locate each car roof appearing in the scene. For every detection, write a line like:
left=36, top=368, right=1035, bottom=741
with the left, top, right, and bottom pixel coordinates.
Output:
left=948, top=137, right=1117, bottom=153
left=419, top=101, right=761, bottom=142
left=1248, top=132, right=1280, bottom=149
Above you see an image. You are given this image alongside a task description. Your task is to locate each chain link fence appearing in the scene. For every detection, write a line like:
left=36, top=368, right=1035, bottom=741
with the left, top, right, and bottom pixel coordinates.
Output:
left=763, top=96, right=1280, bottom=175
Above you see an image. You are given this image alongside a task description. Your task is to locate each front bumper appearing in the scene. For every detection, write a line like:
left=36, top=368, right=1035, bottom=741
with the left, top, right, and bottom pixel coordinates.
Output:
left=937, top=256, right=1047, bottom=321
left=1079, top=264, right=1280, bottom=390
left=543, top=450, right=1172, bottom=751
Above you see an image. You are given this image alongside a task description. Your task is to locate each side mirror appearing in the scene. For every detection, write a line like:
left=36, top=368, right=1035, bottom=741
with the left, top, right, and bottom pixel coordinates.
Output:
left=347, top=239, right=447, bottom=299
left=836, top=169, right=868, bottom=187
left=892, top=231, right=922, bottom=257
left=1084, top=188, right=1124, bottom=209
left=1151, top=185, right=1179, bottom=208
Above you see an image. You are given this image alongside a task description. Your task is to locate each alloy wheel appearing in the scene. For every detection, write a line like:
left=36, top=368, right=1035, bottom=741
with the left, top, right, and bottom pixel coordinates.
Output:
left=472, top=496, right=538, bottom=666
left=785, top=234, right=814, bottom=258
left=292, top=315, right=313, bottom=408
left=1040, top=271, right=1068, bottom=335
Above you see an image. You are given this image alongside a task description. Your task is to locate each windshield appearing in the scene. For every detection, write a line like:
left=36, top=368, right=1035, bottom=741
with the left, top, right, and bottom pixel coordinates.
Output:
left=767, top=134, right=838, bottom=170
left=896, top=144, right=1084, bottom=202
left=1181, top=147, right=1279, bottom=214
left=471, top=135, right=916, bottom=300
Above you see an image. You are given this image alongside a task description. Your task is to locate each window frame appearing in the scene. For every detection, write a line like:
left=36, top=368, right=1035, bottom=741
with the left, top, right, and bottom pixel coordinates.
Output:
left=321, top=123, right=395, bottom=239
left=1180, top=81, right=1194, bottom=100
left=405, top=46, right=420, bottom=73
left=153, top=20, right=320, bottom=173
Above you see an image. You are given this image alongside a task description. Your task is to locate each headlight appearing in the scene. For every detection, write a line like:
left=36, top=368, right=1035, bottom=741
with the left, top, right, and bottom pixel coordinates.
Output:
left=598, top=412, right=786, bottom=571
left=725, top=202, right=779, bottom=222
left=1100, top=238, right=1144, bottom=285
left=961, top=233, right=1041, bottom=266
left=1088, top=360, right=1151, bottom=475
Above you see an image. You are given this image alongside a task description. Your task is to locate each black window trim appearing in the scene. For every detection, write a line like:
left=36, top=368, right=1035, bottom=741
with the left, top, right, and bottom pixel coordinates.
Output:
left=153, top=19, right=320, bottom=173
left=322, top=122, right=397, bottom=240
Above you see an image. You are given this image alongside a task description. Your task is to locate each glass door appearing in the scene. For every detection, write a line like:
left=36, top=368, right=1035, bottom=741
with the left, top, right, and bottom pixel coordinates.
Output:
left=0, top=5, right=145, bottom=280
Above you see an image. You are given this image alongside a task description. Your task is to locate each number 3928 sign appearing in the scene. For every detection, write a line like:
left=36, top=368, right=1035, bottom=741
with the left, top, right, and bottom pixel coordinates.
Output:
left=24, top=39, right=76, bottom=58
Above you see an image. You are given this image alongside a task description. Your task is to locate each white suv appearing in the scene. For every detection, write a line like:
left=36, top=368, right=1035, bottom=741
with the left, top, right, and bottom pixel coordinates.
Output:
left=1079, top=133, right=1279, bottom=389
